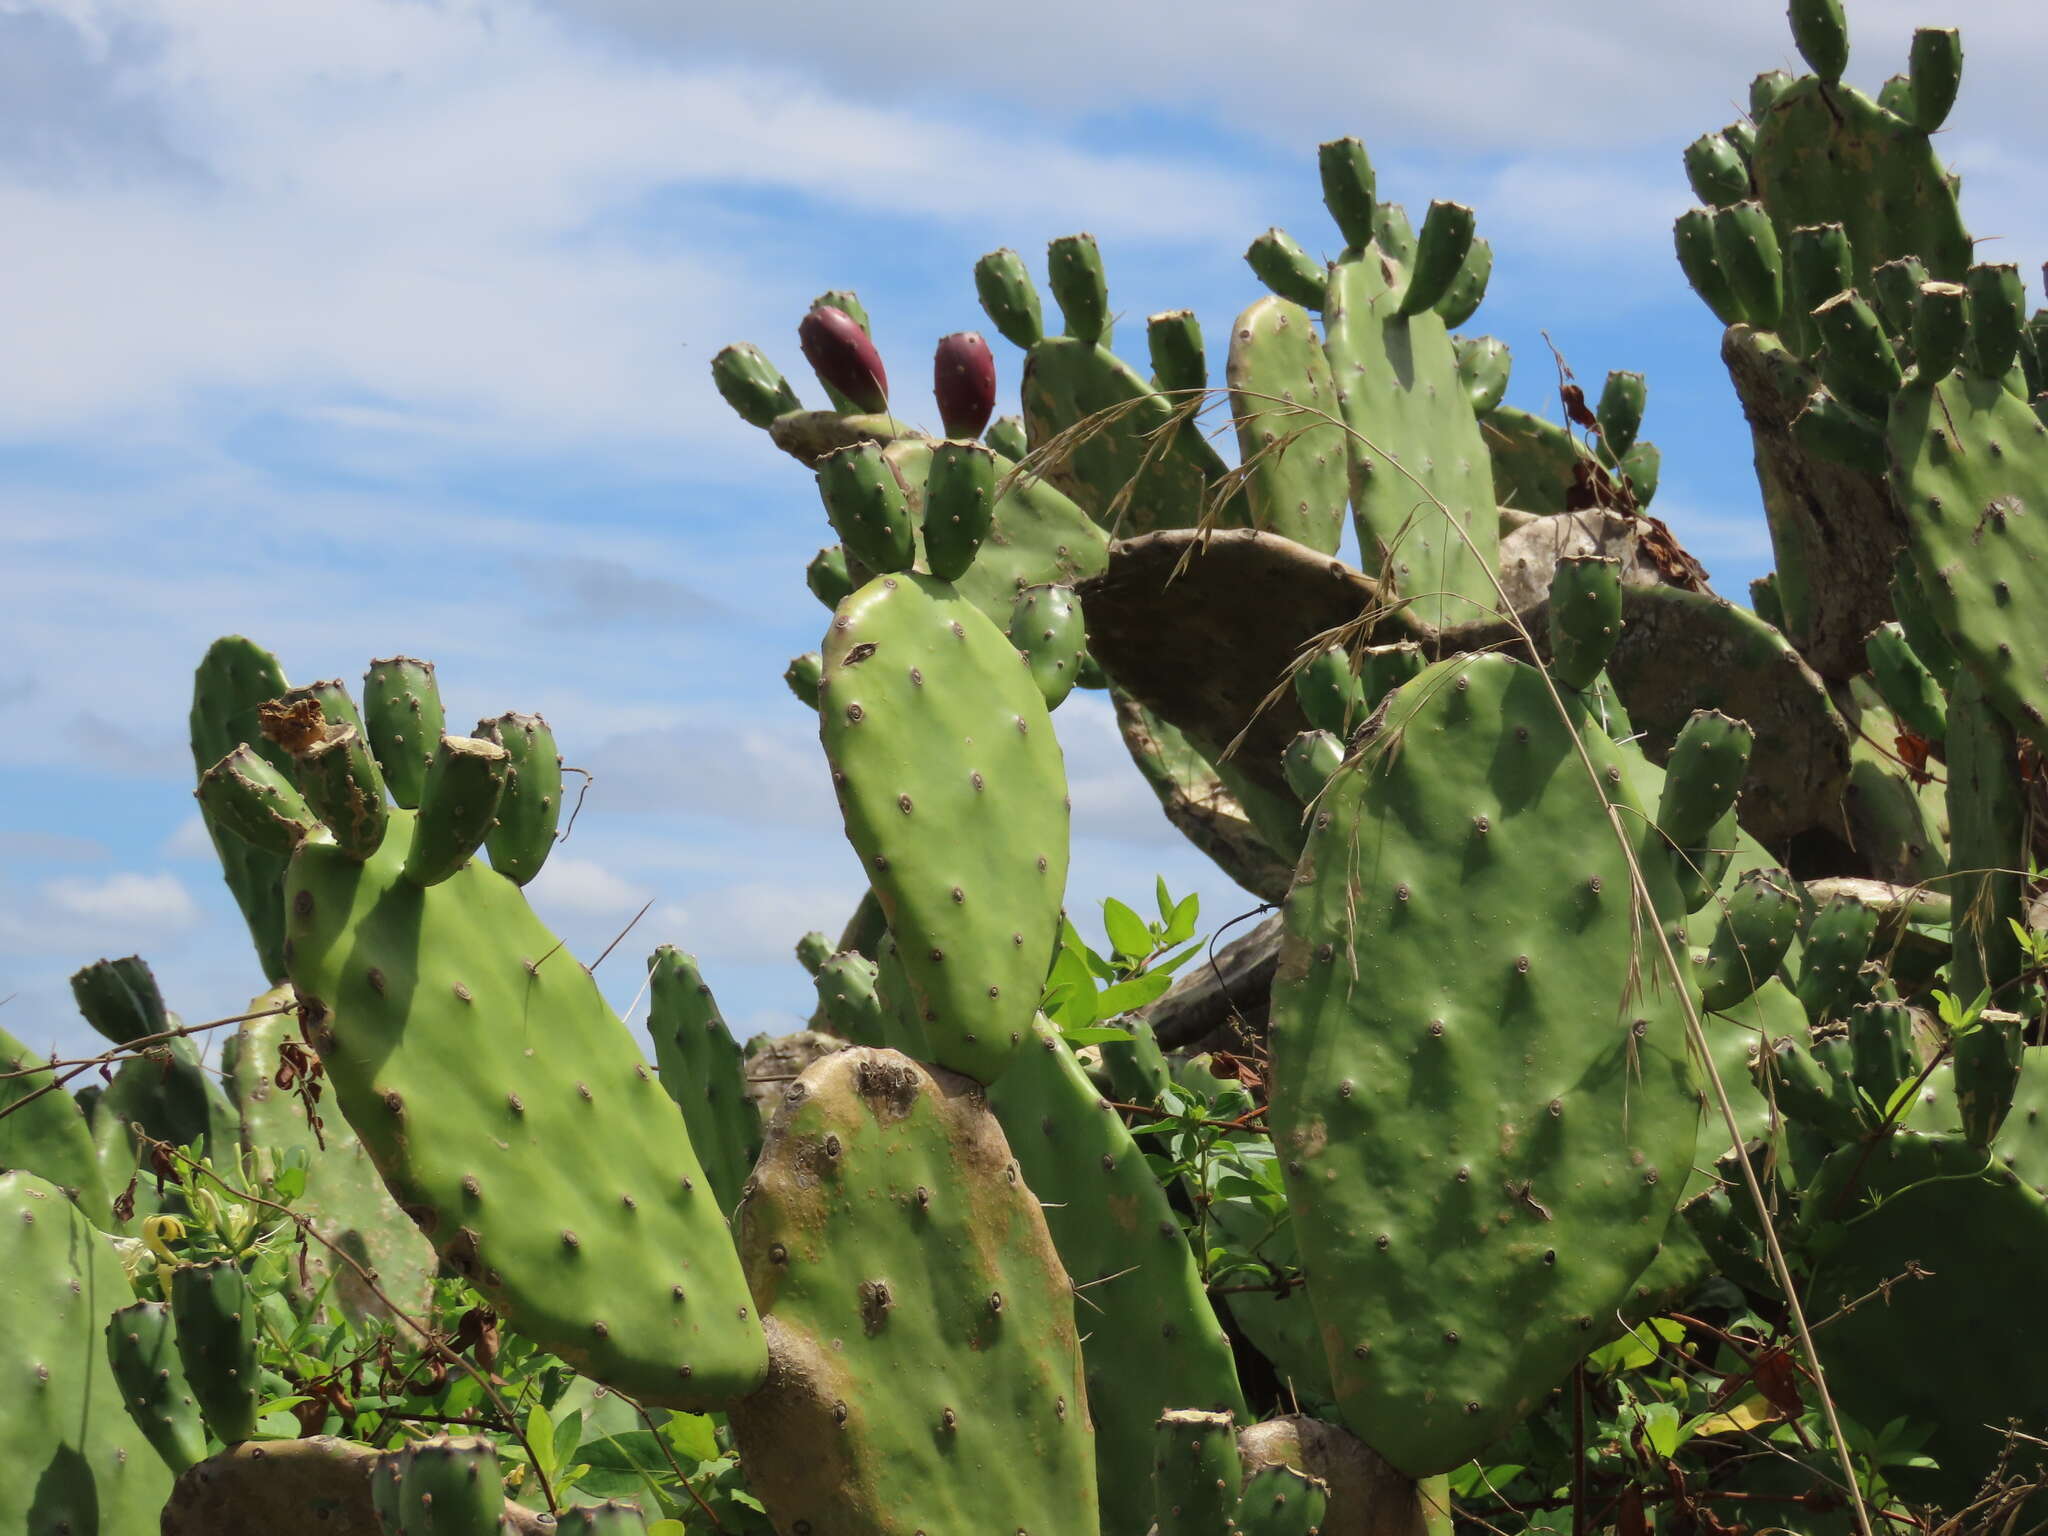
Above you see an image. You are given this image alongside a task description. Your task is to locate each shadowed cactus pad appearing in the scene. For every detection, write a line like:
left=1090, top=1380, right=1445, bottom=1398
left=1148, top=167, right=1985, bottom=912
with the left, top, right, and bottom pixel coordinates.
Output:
left=1268, top=654, right=1700, bottom=1475
left=0, top=1173, right=174, bottom=1534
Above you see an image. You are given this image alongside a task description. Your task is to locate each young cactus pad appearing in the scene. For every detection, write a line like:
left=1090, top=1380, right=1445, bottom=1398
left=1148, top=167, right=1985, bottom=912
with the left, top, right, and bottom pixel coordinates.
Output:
left=819, top=572, right=1071, bottom=1084
left=729, top=1047, right=1097, bottom=1536
left=1267, top=654, right=1700, bottom=1475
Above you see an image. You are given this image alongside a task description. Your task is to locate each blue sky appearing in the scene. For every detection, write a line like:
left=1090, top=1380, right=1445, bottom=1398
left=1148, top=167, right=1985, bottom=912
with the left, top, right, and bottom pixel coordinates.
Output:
left=2, top=0, right=2041, bottom=1064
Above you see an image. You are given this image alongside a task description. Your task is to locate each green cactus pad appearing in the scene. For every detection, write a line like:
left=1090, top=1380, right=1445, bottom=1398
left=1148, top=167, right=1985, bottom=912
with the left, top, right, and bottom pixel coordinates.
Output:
left=392, top=1436, right=504, bottom=1535
left=1946, top=669, right=2024, bottom=1008
left=0, top=1174, right=173, bottom=1533
left=1020, top=336, right=1242, bottom=537
left=785, top=651, right=823, bottom=706
left=1008, top=584, right=1087, bottom=710
left=285, top=806, right=767, bottom=1408
left=1547, top=554, right=1623, bottom=691
left=646, top=947, right=760, bottom=1216
left=1226, top=296, right=1347, bottom=554
left=812, top=951, right=888, bottom=1047
left=1395, top=200, right=1475, bottom=318
left=819, top=572, right=1070, bottom=1085
left=989, top=1022, right=1246, bottom=1536
left=1048, top=233, right=1111, bottom=346
left=1147, top=309, right=1206, bottom=396
left=1282, top=729, right=1343, bottom=803
left=362, top=657, right=446, bottom=811
left=1294, top=646, right=1365, bottom=738
left=1245, top=228, right=1328, bottom=310
left=1711, top=201, right=1783, bottom=329
left=1806, top=1133, right=2048, bottom=1508
left=1152, top=1408, right=1241, bottom=1536
left=105, top=1300, right=207, bottom=1473
left=711, top=342, right=802, bottom=428
left=98, top=1032, right=238, bottom=1167
left=1657, top=710, right=1756, bottom=850
left=974, top=248, right=1045, bottom=351
left=881, top=438, right=1108, bottom=634
left=0, top=1022, right=111, bottom=1224
left=1696, top=869, right=1801, bottom=1013
left=170, top=1257, right=261, bottom=1445
left=70, top=955, right=171, bottom=1046
left=475, top=712, right=562, bottom=886
left=1268, top=654, right=1700, bottom=1475
left=1323, top=231, right=1499, bottom=627
left=818, top=440, right=917, bottom=575
left=730, top=1047, right=1097, bottom=1536
left=1750, top=74, right=1970, bottom=357
left=1434, top=237, right=1493, bottom=329
left=191, top=636, right=296, bottom=982
left=1480, top=405, right=1579, bottom=515
left=1230, top=1463, right=1329, bottom=1536
left=1864, top=622, right=1947, bottom=743
left=1888, top=367, right=2048, bottom=752
left=559, top=1501, right=653, bottom=1534
left=197, top=744, right=319, bottom=856
left=921, top=439, right=998, bottom=582
left=807, top=545, right=854, bottom=609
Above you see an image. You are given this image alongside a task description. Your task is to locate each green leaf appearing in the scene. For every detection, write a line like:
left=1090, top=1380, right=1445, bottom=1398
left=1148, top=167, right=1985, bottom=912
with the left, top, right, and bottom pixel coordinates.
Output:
left=1156, top=875, right=1175, bottom=926
left=1150, top=942, right=1204, bottom=976
left=1638, top=1400, right=1683, bottom=1459
left=1094, top=971, right=1173, bottom=1017
left=1103, top=897, right=1153, bottom=960
left=664, top=1413, right=720, bottom=1464
left=553, top=1408, right=586, bottom=1469
left=1164, top=892, right=1201, bottom=946
left=526, top=1403, right=557, bottom=1481
left=1060, top=1025, right=1136, bottom=1046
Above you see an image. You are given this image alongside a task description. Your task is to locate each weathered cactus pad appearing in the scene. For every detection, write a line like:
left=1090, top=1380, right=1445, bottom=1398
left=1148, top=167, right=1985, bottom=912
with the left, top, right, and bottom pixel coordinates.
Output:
left=731, top=1047, right=1096, bottom=1536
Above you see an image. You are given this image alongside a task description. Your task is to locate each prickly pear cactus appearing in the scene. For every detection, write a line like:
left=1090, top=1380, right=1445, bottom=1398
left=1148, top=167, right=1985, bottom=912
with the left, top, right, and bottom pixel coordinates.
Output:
left=1804, top=1132, right=2048, bottom=1507
left=0, top=1020, right=110, bottom=1224
left=105, top=1299, right=208, bottom=1474
left=989, top=1020, right=1245, bottom=1535
left=285, top=802, right=767, bottom=1407
left=1313, top=140, right=1500, bottom=629
left=1267, top=654, right=1700, bottom=1475
left=646, top=947, right=761, bottom=1216
left=213, top=662, right=768, bottom=1408
left=1226, top=296, right=1348, bottom=554
left=1887, top=340, right=2048, bottom=754
left=191, top=636, right=296, bottom=981
left=730, top=1047, right=1097, bottom=1536
left=0, top=1172, right=174, bottom=1534
left=819, top=572, right=1071, bottom=1084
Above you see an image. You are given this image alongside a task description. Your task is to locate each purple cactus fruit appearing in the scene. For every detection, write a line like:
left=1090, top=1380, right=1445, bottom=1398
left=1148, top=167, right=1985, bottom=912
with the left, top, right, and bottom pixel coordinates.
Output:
left=799, top=305, right=889, bottom=415
left=932, top=331, right=996, bottom=441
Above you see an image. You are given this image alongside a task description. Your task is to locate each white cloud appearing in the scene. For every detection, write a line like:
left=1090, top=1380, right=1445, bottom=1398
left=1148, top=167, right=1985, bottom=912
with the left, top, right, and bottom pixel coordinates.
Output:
left=159, top=815, right=214, bottom=859
left=525, top=855, right=650, bottom=919
left=652, top=879, right=864, bottom=969
left=45, top=870, right=198, bottom=928
left=0, top=0, right=1253, bottom=451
